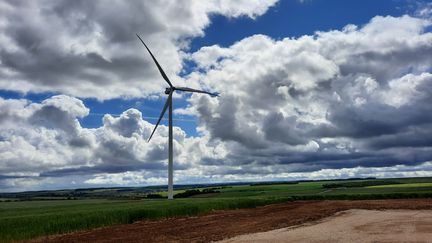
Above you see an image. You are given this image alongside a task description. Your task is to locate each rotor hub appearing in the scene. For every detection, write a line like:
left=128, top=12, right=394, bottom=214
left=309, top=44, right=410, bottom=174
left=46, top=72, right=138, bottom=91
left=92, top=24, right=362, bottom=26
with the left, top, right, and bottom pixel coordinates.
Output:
left=165, top=87, right=172, bottom=94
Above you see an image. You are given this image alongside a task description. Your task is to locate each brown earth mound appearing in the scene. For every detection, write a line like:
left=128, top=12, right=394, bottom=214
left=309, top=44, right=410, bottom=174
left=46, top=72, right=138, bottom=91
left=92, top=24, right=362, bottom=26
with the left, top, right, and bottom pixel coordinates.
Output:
left=30, top=199, right=432, bottom=243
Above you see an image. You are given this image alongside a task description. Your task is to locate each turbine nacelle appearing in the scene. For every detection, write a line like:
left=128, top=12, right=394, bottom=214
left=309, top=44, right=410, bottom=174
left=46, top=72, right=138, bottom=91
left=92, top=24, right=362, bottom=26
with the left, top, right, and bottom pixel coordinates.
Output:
left=165, top=87, right=172, bottom=94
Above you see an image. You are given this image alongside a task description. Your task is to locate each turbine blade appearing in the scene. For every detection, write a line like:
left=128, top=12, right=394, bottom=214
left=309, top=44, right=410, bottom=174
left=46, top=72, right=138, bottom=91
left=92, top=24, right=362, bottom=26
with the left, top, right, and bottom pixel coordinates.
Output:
left=148, top=91, right=173, bottom=142
left=176, top=86, right=219, bottom=97
left=136, top=34, right=173, bottom=88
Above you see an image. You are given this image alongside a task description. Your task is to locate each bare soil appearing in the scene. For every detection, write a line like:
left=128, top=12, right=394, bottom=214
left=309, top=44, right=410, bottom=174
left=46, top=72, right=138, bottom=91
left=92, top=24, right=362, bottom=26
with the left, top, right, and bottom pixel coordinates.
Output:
left=30, top=199, right=432, bottom=243
left=220, top=209, right=432, bottom=242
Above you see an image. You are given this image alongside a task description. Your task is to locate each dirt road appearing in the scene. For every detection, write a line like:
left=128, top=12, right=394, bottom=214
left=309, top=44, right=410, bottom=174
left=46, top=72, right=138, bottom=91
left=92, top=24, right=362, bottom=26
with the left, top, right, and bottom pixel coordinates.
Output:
left=220, top=209, right=432, bottom=242
left=31, top=199, right=432, bottom=243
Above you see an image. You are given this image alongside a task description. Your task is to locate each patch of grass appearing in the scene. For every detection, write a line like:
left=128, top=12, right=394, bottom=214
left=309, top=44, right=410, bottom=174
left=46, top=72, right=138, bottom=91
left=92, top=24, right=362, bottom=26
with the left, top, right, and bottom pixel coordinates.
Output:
left=322, top=180, right=403, bottom=188
left=368, top=183, right=432, bottom=188
left=290, top=192, right=432, bottom=200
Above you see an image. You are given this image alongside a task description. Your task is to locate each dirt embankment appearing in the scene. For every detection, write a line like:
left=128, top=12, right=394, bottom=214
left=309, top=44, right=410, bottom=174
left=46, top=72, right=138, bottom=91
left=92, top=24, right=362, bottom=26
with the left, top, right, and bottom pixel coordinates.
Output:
left=30, top=199, right=432, bottom=243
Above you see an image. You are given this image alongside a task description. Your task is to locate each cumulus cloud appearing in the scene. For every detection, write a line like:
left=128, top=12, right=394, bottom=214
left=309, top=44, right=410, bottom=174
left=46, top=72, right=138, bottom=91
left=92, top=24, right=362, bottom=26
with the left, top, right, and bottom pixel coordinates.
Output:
left=185, top=14, right=432, bottom=174
left=0, top=95, right=229, bottom=190
left=0, top=0, right=277, bottom=100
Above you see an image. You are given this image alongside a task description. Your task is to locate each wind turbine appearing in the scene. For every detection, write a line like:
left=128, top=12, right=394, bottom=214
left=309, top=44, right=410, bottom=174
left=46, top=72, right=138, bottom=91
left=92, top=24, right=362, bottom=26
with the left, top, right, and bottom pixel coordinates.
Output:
left=136, top=34, right=218, bottom=200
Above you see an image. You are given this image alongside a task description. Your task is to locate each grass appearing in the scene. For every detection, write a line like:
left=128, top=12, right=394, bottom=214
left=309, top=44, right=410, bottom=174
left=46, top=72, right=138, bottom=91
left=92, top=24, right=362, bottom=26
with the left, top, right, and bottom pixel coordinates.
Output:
left=322, top=180, right=403, bottom=188
left=368, top=183, right=432, bottom=188
left=1, top=177, right=432, bottom=241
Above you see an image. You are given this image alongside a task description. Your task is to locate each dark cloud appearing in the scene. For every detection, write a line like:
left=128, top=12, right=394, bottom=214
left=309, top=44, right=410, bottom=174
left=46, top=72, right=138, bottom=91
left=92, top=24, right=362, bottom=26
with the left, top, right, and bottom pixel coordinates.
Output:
left=197, top=95, right=267, bottom=149
left=366, top=124, right=432, bottom=150
left=339, top=45, right=432, bottom=83
left=263, top=112, right=308, bottom=145
left=39, top=163, right=165, bottom=178
left=0, top=174, right=31, bottom=180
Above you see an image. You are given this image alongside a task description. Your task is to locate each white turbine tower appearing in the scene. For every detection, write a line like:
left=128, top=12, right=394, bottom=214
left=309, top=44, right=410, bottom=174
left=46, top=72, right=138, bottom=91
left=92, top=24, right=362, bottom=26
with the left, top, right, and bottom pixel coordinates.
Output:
left=136, top=34, right=219, bottom=200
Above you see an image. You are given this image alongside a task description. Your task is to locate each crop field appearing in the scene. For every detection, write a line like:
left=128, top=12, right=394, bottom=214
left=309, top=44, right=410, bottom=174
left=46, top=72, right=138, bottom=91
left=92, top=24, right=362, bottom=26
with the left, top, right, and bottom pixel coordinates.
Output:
left=368, top=183, right=432, bottom=188
left=1, top=177, right=432, bottom=241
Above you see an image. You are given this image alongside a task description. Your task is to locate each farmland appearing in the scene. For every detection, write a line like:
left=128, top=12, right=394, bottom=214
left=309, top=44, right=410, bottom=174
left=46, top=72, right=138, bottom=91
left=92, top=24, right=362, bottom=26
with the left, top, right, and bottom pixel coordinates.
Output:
left=1, top=177, right=432, bottom=241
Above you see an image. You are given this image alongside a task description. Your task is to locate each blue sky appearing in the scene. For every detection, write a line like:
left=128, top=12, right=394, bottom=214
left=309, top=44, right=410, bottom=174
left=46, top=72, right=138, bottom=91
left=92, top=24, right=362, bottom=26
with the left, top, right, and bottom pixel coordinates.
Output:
left=190, top=0, right=410, bottom=51
left=1, top=0, right=432, bottom=191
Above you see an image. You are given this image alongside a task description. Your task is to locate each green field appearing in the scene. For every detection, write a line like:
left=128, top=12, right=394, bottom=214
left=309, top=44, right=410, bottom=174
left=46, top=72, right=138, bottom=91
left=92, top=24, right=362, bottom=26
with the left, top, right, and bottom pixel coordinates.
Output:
left=1, top=177, right=432, bottom=241
left=368, top=183, right=432, bottom=188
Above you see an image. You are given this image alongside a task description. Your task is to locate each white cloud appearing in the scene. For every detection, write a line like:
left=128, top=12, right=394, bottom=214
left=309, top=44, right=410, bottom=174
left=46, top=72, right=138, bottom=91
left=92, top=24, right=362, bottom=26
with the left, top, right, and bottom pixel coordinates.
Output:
left=0, top=0, right=278, bottom=100
left=380, top=73, right=432, bottom=108
left=0, top=95, right=230, bottom=190
left=184, top=14, right=432, bottom=173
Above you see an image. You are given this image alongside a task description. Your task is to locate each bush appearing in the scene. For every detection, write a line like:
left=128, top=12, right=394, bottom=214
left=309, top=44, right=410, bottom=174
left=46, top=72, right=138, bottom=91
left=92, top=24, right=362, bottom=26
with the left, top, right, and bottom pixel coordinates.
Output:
left=174, top=188, right=220, bottom=198
left=146, top=194, right=164, bottom=199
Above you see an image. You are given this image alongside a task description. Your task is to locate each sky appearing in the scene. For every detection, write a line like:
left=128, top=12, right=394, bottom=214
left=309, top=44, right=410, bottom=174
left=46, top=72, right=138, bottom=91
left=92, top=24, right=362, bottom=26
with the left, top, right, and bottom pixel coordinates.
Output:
left=0, top=0, right=432, bottom=192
